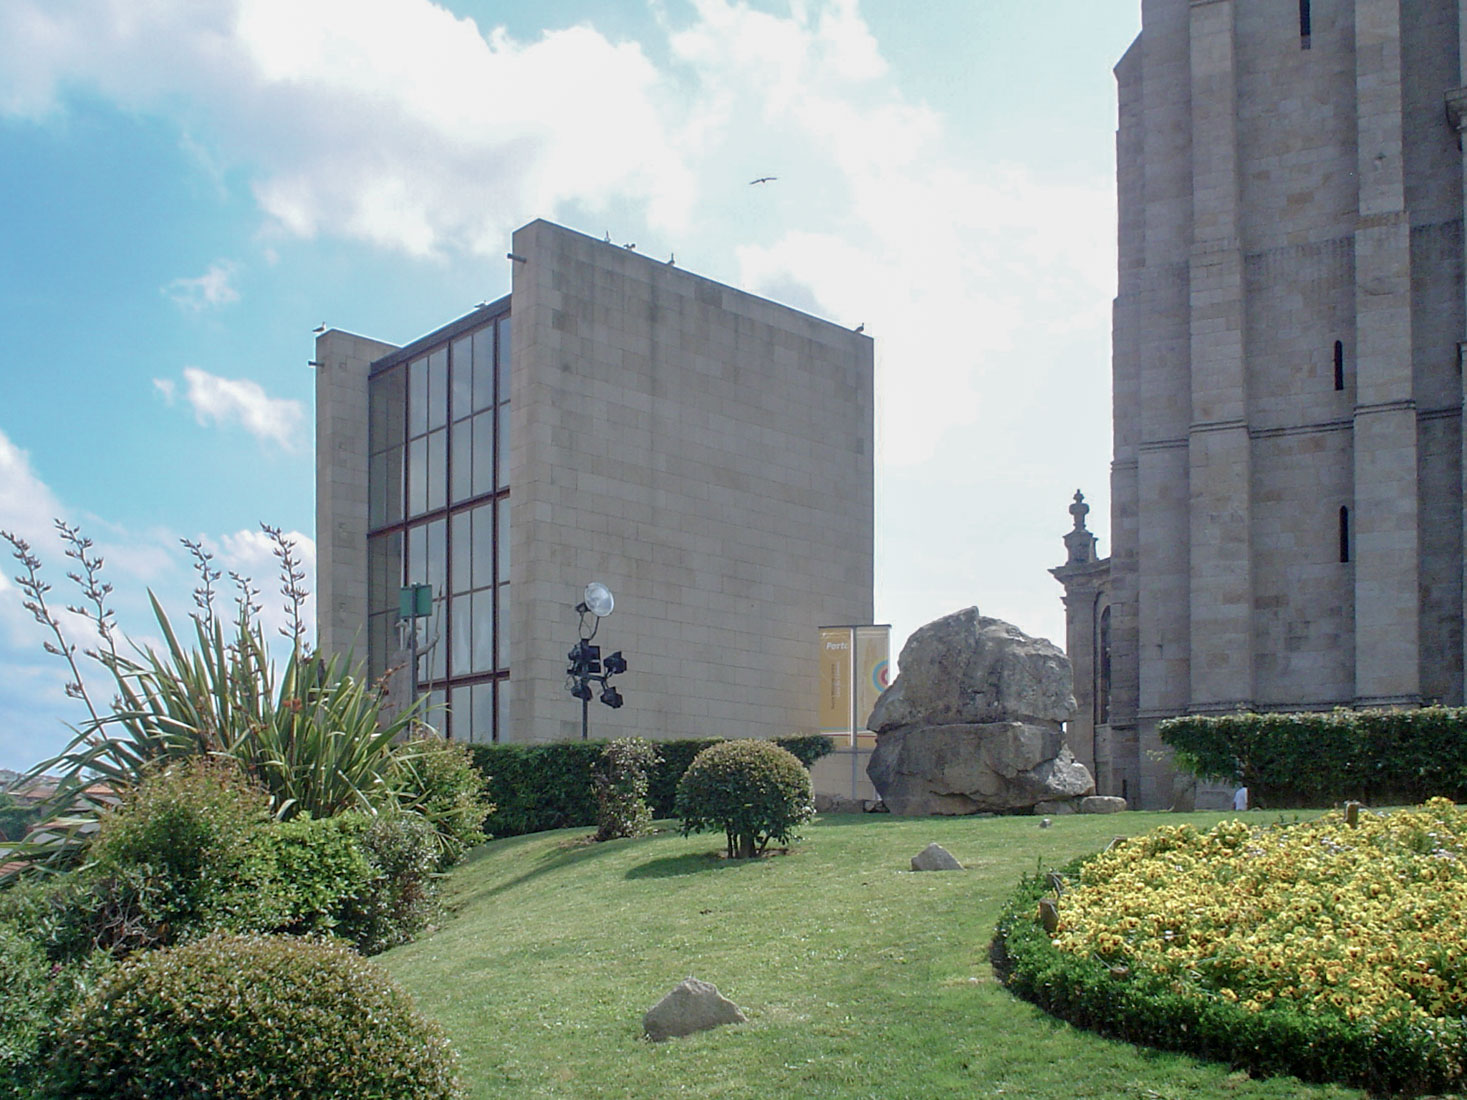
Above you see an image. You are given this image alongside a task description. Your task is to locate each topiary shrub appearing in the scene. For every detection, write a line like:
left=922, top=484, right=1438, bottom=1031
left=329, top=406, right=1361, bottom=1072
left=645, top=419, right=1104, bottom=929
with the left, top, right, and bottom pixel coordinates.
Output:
left=676, top=740, right=814, bottom=859
left=593, top=738, right=660, bottom=841
left=37, top=932, right=464, bottom=1099
left=393, top=737, right=495, bottom=868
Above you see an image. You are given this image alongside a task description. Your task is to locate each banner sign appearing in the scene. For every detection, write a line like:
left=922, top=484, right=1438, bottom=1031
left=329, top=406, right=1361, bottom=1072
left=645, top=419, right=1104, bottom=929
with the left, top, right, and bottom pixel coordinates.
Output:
left=818, top=627, right=853, bottom=737
left=854, top=625, right=891, bottom=733
left=819, top=624, right=891, bottom=744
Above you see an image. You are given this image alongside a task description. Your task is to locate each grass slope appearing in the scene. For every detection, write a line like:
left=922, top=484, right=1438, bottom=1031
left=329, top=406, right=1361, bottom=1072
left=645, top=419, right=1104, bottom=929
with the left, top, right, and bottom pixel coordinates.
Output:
left=382, top=811, right=1364, bottom=1100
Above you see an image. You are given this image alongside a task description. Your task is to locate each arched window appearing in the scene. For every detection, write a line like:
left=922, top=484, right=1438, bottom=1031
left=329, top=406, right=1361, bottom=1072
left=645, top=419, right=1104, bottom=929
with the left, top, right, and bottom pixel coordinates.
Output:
left=1097, top=606, right=1112, bottom=726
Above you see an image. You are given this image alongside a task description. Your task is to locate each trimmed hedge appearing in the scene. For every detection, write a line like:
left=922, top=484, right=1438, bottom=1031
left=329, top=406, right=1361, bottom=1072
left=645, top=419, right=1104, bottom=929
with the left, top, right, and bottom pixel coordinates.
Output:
left=995, top=857, right=1466, bottom=1096
left=1160, top=706, right=1467, bottom=808
left=467, top=735, right=834, bottom=838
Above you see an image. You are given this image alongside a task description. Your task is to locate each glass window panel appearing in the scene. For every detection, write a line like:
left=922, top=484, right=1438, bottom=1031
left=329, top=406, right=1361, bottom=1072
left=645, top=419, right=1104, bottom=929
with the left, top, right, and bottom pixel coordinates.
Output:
left=496, top=403, right=510, bottom=487
left=495, top=583, right=510, bottom=671
left=472, top=589, right=495, bottom=672
left=368, top=451, right=387, bottom=529
left=416, top=604, right=444, bottom=685
left=450, top=337, right=472, bottom=422
left=493, top=678, right=510, bottom=743
left=473, top=681, right=496, bottom=744
left=428, top=348, right=448, bottom=431
left=472, top=326, right=495, bottom=412
left=450, top=594, right=471, bottom=676
left=472, top=504, right=493, bottom=589
left=407, top=436, right=427, bottom=517
left=368, top=611, right=390, bottom=681
left=409, top=356, right=428, bottom=438
left=385, top=444, right=404, bottom=524
left=497, top=316, right=511, bottom=403
left=407, top=524, right=427, bottom=587
left=451, top=511, right=471, bottom=594
left=496, top=497, right=510, bottom=582
left=426, top=518, right=446, bottom=597
left=369, top=367, right=405, bottom=453
left=427, top=689, right=446, bottom=734
left=368, top=533, right=401, bottom=618
left=450, top=417, right=472, bottom=504
left=450, top=684, right=471, bottom=741
left=427, top=428, right=447, bottom=512
left=472, top=411, right=494, bottom=497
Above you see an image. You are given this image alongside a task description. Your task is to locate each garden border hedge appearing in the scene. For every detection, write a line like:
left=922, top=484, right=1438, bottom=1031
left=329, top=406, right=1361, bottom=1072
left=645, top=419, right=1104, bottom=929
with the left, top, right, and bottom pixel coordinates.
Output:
left=466, top=735, right=833, bottom=838
left=1160, top=706, right=1467, bottom=808
left=994, top=856, right=1467, bottom=1096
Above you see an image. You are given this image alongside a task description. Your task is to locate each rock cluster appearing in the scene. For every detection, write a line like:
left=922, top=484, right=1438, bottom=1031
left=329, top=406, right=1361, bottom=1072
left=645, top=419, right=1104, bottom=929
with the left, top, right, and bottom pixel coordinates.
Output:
left=866, top=607, right=1095, bottom=816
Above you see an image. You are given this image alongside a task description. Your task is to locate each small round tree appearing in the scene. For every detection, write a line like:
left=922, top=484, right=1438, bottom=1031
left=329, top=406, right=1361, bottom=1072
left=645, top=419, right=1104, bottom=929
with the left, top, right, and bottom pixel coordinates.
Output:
left=676, top=740, right=814, bottom=859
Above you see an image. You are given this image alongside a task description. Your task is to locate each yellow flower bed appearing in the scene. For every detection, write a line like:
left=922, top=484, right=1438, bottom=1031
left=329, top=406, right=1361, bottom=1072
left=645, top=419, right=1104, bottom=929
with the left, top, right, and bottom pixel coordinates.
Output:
left=1052, top=799, right=1467, bottom=1026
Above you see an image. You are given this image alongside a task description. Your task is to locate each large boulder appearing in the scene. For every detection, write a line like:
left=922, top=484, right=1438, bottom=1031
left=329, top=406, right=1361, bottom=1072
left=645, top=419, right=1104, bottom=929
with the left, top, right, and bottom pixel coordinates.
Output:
left=866, top=608, right=1094, bottom=816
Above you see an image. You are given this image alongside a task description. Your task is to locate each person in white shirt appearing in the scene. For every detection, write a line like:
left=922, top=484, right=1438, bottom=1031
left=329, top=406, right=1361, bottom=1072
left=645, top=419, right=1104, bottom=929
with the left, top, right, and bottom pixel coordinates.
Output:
left=1233, top=785, right=1249, bottom=811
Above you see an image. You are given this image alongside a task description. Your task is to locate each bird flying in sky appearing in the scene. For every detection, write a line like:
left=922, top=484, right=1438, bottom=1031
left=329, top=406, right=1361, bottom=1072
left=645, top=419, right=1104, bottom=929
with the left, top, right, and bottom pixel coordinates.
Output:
left=749, top=176, right=777, bottom=185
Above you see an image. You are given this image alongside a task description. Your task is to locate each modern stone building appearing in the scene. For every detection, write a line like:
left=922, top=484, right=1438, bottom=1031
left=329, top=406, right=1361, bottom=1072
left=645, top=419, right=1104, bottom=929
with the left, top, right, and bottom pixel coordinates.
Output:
left=316, top=219, right=874, bottom=745
left=1054, top=0, right=1466, bottom=808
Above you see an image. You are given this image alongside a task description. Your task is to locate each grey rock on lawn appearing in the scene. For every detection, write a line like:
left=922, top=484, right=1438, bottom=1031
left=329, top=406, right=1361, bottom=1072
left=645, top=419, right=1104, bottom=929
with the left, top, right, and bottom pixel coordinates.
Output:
left=1081, top=795, right=1128, bottom=814
left=866, top=607, right=1094, bottom=816
left=643, top=978, right=746, bottom=1041
left=911, top=843, right=963, bottom=871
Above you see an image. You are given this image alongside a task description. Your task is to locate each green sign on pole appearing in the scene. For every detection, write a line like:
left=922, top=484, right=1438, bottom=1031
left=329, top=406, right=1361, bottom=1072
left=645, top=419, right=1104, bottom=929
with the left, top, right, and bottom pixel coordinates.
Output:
left=399, top=584, right=433, bottom=620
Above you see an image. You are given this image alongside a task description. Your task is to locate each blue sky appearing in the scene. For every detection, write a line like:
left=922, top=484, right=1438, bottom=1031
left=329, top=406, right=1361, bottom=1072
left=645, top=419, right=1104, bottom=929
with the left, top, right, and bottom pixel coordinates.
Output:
left=0, top=0, right=1141, bottom=771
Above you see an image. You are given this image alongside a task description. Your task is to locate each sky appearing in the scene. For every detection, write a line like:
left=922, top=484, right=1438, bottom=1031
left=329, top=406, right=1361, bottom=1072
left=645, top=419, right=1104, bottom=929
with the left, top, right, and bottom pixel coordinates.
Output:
left=0, top=0, right=1142, bottom=772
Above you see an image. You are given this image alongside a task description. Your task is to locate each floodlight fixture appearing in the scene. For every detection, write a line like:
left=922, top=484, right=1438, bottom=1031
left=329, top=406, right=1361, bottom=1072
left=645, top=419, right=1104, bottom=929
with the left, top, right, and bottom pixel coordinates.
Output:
left=603, top=651, right=627, bottom=676
left=600, top=685, right=624, bottom=709
left=578, top=582, right=615, bottom=618
left=571, top=681, right=593, bottom=702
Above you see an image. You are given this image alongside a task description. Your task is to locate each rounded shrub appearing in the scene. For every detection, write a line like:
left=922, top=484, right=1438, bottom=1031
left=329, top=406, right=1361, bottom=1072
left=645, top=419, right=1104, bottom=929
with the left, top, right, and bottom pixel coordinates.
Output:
left=676, top=739, right=814, bottom=858
left=39, top=932, right=464, bottom=1100
left=61, top=758, right=281, bottom=955
left=339, top=811, right=442, bottom=955
left=393, top=736, right=495, bottom=868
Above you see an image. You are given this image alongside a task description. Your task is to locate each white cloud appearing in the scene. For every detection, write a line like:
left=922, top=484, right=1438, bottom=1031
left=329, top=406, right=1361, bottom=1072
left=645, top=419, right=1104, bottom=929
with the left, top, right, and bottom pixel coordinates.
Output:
left=162, top=260, right=241, bottom=311
left=0, top=0, right=697, bottom=259
left=159, top=367, right=305, bottom=451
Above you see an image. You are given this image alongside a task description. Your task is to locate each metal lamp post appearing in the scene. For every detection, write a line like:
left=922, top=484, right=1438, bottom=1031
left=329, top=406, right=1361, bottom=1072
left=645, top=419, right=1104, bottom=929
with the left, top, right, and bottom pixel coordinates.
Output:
left=566, top=582, right=627, bottom=740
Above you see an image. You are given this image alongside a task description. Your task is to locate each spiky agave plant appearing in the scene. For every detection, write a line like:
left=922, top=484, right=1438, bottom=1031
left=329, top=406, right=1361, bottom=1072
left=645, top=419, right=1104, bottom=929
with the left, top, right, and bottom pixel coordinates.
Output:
left=0, top=523, right=425, bottom=877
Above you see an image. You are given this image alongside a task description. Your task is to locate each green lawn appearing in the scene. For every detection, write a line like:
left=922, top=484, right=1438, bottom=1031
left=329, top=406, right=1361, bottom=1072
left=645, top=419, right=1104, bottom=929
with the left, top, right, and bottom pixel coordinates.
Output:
left=382, top=810, right=1366, bottom=1100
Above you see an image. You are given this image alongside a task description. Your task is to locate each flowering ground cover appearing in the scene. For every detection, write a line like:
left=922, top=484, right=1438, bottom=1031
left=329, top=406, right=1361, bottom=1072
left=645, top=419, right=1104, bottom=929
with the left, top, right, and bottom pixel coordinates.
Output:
left=999, top=800, right=1467, bottom=1094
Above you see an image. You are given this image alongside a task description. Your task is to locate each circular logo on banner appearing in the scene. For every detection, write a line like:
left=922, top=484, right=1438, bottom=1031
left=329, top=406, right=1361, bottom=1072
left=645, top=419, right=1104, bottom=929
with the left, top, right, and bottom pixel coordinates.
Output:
left=871, top=660, right=890, bottom=692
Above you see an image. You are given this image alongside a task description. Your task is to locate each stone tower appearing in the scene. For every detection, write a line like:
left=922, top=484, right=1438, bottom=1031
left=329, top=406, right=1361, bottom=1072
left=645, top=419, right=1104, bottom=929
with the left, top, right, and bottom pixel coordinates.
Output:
left=1056, top=0, right=1466, bottom=809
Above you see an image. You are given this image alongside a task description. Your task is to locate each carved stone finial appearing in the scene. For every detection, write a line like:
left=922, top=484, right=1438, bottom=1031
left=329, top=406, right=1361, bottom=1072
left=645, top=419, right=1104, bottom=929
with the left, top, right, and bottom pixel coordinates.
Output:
left=1069, top=490, right=1090, bottom=532
left=1061, top=490, right=1098, bottom=566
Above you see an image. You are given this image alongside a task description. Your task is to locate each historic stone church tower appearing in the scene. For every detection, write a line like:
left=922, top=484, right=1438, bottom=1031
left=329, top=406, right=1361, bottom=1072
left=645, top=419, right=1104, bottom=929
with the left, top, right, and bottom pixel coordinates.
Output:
left=1055, top=0, right=1467, bottom=809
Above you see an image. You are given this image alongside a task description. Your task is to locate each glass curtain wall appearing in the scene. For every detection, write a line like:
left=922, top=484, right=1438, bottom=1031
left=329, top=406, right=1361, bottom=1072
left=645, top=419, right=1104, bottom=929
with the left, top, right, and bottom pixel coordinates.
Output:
left=366, top=312, right=512, bottom=741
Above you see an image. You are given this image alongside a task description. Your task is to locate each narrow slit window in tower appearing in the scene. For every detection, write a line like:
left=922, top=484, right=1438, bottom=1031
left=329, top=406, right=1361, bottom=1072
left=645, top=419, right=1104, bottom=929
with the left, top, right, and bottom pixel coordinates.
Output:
left=1333, top=341, right=1344, bottom=391
left=1339, top=506, right=1351, bottom=563
left=1299, top=0, right=1312, bottom=47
